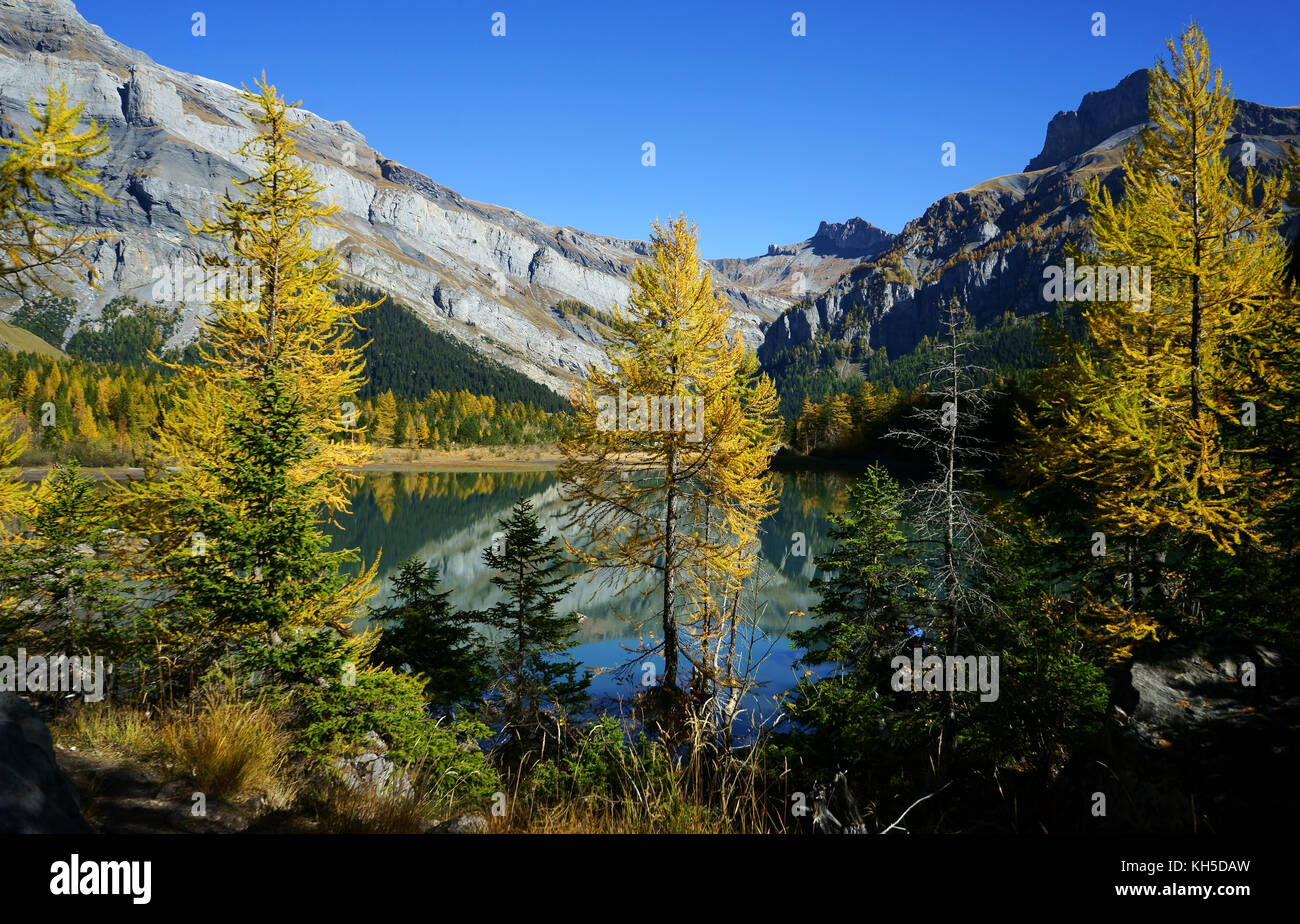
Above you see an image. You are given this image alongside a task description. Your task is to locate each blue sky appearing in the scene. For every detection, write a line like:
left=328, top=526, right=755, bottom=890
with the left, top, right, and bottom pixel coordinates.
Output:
left=76, top=0, right=1298, bottom=258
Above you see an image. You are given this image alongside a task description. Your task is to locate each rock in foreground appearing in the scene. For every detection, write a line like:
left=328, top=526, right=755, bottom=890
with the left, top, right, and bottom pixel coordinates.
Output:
left=0, top=693, right=93, bottom=833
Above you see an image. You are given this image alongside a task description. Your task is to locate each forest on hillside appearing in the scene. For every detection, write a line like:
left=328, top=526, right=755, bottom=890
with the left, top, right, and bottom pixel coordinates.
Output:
left=0, top=290, right=570, bottom=465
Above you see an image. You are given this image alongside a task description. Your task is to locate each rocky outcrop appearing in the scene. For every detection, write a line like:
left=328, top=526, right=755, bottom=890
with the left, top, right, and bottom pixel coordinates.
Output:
left=809, top=218, right=893, bottom=257
left=711, top=218, right=894, bottom=304
left=1113, top=632, right=1299, bottom=753
left=0, top=692, right=93, bottom=833
left=1093, top=633, right=1300, bottom=833
left=1026, top=69, right=1151, bottom=172
left=329, top=731, right=412, bottom=797
left=426, top=812, right=489, bottom=834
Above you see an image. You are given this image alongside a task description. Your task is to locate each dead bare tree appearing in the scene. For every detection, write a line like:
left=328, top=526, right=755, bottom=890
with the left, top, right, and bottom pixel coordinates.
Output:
left=886, top=300, right=1009, bottom=782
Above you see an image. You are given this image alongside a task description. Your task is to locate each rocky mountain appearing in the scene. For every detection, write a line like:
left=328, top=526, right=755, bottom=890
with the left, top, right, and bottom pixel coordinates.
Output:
left=1024, top=69, right=1152, bottom=172
left=759, top=70, right=1300, bottom=368
left=710, top=218, right=895, bottom=302
left=0, top=0, right=862, bottom=393
left=5, top=1, right=1295, bottom=399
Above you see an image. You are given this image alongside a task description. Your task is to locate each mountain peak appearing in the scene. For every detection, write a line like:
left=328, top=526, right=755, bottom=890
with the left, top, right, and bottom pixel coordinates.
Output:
left=1025, top=69, right=1151, bottom=172
left=0, top=0, right=107, bottom=54
left=803, top=217, right=893, bottom=257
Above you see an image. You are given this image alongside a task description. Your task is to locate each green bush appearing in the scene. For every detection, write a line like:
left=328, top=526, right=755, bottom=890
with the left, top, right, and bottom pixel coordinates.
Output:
left=529, top=715, right=667, bottom=801
left=234, top=632, right=499, bottom=806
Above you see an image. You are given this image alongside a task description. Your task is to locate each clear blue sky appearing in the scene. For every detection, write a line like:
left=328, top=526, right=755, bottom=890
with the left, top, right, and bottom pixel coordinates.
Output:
left=76, top=0, right=1298, bottom=258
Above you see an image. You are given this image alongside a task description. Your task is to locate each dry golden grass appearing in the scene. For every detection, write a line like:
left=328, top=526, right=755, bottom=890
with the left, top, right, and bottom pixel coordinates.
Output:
left=157, top=689, right=293, bottom=804
left=58, top=703, right=160, bottom=757
left=313, top=774, right=435, bottom=834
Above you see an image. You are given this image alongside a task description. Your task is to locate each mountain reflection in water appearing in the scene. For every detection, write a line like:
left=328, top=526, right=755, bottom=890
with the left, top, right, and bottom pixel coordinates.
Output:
left=329, top=469, right=853, bottom=729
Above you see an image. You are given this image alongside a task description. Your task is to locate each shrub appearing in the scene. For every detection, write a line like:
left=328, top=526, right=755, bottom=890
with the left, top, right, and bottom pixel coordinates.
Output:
left=528, top=715, right=666, bottom=801
left=295, top=669, right=498, bottom=805
left=235, top=631, right=499, bottom=807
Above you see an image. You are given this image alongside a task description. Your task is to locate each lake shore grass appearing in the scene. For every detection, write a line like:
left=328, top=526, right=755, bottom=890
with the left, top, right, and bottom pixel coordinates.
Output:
left=50, top=697, right=786, bottom=834
left=356, top=445, right=562, bottom=471
left=10, top=445, right=566, bottom=481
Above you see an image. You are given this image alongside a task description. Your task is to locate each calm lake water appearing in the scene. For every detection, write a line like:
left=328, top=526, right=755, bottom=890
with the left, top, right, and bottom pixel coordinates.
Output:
left=328, top=468, right=856, bottom=724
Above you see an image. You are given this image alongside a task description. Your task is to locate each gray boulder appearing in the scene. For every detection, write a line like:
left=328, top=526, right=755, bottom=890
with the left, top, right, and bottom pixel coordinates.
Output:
left=1115, top=632, right=1298, bottom=751
left=329, top=732, right=413, bottom=798
left=1099, top=632, right=1300, bottom=832
left=0, top=693, right=93, bottom=833
left=427, top=812, right=489, bottom=834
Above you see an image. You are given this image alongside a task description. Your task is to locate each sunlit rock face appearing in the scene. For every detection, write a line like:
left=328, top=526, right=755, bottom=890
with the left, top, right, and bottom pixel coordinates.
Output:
left=1, top=0, right=846, bottom=392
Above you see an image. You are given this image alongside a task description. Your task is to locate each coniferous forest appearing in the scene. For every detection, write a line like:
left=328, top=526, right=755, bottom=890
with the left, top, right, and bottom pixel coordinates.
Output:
left=0, top=4, right=1296, bottom=909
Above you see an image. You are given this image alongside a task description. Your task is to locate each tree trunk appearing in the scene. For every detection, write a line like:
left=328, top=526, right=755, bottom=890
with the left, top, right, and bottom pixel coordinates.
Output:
left=939, top=319, right=960, bottom=781
left=662, top=444, right=679, bottom=689
left=516, top=556, right=526, bottom=722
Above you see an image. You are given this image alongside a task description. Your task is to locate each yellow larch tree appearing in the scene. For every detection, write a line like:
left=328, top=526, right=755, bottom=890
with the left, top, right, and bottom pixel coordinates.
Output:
left=559, top=215, right=780, bottom=696
left=1015, top=23, right=1292, bottom=657
left=0, top=84, right=112, bottom=527
left=124, top=75, right=376, bottom=663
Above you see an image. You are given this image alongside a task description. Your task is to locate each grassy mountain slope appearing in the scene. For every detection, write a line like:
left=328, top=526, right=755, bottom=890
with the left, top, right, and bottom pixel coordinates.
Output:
left=0, top=319, right=65, bottom=359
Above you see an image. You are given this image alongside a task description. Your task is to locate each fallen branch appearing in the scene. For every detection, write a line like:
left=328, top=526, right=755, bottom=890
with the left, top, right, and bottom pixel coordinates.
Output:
left=879, top=782, right=952, bottom=834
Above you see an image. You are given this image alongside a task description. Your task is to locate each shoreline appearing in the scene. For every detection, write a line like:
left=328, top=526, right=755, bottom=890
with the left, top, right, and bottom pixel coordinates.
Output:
left=13, top=447, right=876, bottom=480
left=15, top=466, right=148, bottom=483
left=355, top=447, right=562, bottom=471
left=10, top=447, right=566, bottom=481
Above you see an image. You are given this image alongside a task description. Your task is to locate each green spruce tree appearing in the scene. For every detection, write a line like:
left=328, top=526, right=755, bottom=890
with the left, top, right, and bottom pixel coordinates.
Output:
left=782, top=465, right=927, bottom=778
left=371, top=558, right=491, bottom=712
left=0, top=461, right=133, bottom=677
left=481, top=498, right=589, bottom=726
